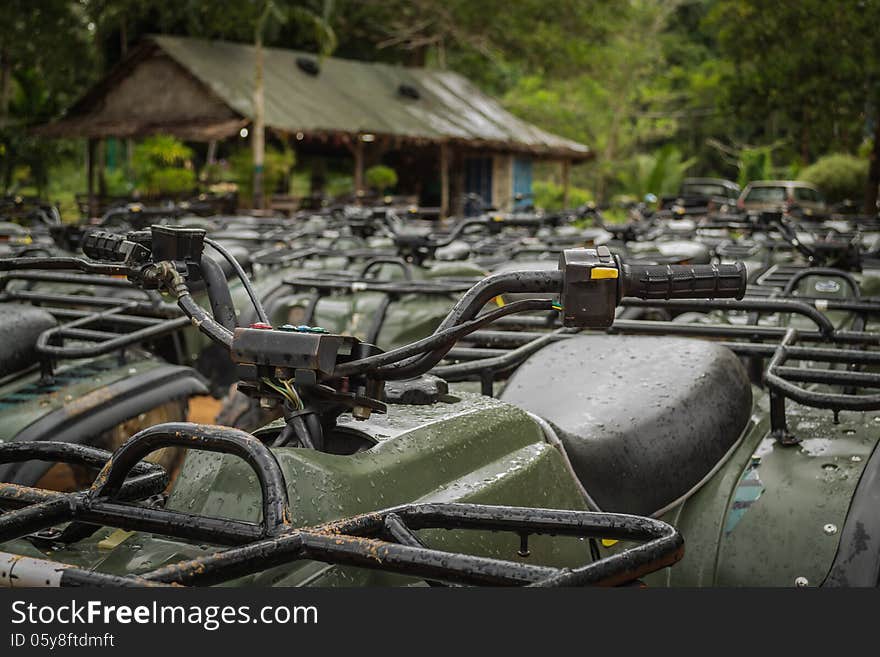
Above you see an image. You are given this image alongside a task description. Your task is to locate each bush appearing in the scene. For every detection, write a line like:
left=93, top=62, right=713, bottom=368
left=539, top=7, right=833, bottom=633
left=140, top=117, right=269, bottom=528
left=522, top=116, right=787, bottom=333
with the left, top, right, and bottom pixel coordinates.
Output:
left=533, top=180, right=592, bottom=211
left=617, top=145, right=696, bottom=198
left=132, top=135, right=196, bottom=196
left=365, top=165, right=398, bottom=192
left=229, top=145, right=296, bottom=203
left=145, top=168, right=196, bottom=195
left=800, top=153, right=868, bottom=203
left=103, top=168, right=135, bottom=197
left=736, top=147, right=774, bottom=188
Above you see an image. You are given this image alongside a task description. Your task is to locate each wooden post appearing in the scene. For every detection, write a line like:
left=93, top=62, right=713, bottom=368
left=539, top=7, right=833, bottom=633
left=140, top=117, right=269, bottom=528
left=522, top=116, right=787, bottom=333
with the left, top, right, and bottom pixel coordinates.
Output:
left=561, top=159, right=571, bottom=208
left=452, top=150, right=465, bottom=217
left=97, top=139, right=107, bottom=199
left=86, top=138, right=97, bottom=218
left=252, top=20, right=266, bottom=210
left=440, top=142, right=450, bottom=219
left=310, top=156, right=327, bottom=197
left=353, top=139, right=365, bottom=203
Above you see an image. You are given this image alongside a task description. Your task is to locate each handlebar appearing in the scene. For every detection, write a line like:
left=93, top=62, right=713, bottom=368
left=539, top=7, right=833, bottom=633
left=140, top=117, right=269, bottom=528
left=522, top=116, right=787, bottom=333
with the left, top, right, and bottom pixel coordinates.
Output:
left=557, top=248, right=746, bottom=328
left=0, top=226, right=752, bottom=442
left=6, top=226, right=751, bottom=388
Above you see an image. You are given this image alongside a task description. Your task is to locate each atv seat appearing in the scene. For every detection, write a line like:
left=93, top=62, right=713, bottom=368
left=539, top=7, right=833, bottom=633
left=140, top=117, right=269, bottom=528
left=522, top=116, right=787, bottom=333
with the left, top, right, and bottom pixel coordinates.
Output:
left=0, top=304, right=57, bottom=378
left=500, top=335, right=752, bottom=516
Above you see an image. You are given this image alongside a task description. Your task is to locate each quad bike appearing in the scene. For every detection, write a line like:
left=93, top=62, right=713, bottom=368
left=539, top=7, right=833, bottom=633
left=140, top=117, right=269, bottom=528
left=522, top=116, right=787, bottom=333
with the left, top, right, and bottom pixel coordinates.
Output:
left=0, top=228, right=298, bottom=487
left=706, top=210, right=880, bottom=298
left=0, top=225, right=748, bottom=587
left=218, top=209, right=735, bottom=428
left=5, top=225, right=879, bottom=586
left=0, top=199, right=63, bottom=257
left=375, top=205, right=610, bottom=266
left=0, top=266, right=208, bottom=488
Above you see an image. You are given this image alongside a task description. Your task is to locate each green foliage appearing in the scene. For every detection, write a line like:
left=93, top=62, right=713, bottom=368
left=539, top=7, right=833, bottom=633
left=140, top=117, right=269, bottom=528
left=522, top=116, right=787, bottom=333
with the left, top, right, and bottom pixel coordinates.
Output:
left=132, top=135, right=193, bottom=169
left=229, top=144, right=296, bottom=201
left=365, top=165, right=398, bottom=192
left=737, top=147, right=775, bottom=188
left=131, top=136, right=195, bottom=196
left=46, top=157, right=86, bottom=220
left=326, top=173, right=354, bottom=198
left=144, top=168, right=196, bottom=195
left=800, top=154, right=869, bottom=203
left=617, top=145, right=696, bottom=198
left=532, top=180, right=591, bottom=211
left=103, top=168, right=134, bottom=196
left=707, top=0, right=880, bottom=167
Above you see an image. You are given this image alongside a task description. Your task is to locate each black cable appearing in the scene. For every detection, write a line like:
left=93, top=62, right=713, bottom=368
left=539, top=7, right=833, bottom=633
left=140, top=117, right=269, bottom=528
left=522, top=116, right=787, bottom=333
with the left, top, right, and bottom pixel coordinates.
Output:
left=334, top=298, right=554, bottom=379
left=204, top=237, right=270, bottom=324
left=160, top=264, right=234, bottom=348
left=366, top=269, right=562, bottom=378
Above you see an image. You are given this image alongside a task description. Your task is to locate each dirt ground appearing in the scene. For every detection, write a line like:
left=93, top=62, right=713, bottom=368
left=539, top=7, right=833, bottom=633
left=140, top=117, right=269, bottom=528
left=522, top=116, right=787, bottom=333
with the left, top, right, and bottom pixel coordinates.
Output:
left=186, top=395, right=223, bottom=424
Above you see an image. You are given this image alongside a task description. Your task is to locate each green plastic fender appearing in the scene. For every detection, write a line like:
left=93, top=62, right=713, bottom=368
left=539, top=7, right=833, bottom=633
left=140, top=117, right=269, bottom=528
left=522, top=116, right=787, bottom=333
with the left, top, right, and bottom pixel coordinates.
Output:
left=642, top=388, right=880, bottom=587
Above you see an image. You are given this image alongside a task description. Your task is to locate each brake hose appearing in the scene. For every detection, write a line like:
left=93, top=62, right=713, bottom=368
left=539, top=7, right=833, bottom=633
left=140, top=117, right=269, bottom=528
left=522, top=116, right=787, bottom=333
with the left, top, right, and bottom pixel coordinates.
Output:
left=334, top=298, right=554, bottom=378
left=204, top=237, right=270, bottom=324
left=156, top=262, right=235, bottom=348
left=369, top=270, right=562, bottom=378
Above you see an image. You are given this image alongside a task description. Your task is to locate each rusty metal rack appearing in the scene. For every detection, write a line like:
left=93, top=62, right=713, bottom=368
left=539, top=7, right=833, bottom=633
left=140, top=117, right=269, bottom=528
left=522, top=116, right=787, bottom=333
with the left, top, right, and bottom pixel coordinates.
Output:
left=0, top=424, right=683, bottom=587
left=751, top=263, right=864, bottom=295
left=251, top=244, right=399, bottom=269
left=0, top=269, right=190, bottom=376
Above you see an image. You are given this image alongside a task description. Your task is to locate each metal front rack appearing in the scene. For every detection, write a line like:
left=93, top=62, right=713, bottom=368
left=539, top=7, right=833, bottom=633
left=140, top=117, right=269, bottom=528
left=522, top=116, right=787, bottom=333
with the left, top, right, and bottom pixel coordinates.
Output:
left=0, top=424, right=683, bottom=587
left=0, top=269, right=190, bottom=377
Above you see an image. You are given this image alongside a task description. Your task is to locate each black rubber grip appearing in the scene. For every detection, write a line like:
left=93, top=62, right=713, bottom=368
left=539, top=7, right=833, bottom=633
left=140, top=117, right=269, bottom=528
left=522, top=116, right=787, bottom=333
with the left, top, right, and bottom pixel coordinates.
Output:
left=82, top=231, right=128, bottom=262
left=621, top=262, right=747, bottom=300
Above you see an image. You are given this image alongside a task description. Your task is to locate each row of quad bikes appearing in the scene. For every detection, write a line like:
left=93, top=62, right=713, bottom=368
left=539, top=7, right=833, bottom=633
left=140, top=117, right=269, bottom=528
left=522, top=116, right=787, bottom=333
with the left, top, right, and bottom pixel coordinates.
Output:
left=0, top=197, right=878, bottom=586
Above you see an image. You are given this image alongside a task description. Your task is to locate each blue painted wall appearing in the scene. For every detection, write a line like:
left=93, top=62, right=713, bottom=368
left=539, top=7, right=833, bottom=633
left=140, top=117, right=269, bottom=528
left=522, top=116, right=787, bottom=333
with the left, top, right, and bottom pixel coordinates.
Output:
left=513, top=157, right=533, bottom=208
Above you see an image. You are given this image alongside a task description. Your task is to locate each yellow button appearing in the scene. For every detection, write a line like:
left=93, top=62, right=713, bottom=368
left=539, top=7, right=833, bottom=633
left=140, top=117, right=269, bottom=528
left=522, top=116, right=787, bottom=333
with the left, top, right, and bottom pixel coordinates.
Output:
left=590, top=267, right=619, bottom=280
left=601, top=539, right=619, bottom=548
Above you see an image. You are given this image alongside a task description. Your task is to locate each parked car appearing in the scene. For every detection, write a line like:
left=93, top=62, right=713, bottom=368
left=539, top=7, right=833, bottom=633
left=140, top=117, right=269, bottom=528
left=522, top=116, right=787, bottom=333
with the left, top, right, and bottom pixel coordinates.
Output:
left=737, top=180, right=827, bottom=217
left=660, top=178, right=740, bottom=215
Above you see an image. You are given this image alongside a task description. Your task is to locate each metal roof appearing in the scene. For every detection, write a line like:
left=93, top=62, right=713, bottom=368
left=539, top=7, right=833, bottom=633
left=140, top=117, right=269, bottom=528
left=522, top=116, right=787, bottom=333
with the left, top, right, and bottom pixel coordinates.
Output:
left=40, top=35, right=590, bottom=160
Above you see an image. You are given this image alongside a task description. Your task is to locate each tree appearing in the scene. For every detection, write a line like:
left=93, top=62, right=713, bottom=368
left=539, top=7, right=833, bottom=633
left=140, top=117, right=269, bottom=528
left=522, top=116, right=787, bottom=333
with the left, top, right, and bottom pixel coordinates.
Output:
left=251, top=1, right=335, bottom=208
left=0, top=1, right=94, bottom=192
left=708, top=0, right=880, bottom=211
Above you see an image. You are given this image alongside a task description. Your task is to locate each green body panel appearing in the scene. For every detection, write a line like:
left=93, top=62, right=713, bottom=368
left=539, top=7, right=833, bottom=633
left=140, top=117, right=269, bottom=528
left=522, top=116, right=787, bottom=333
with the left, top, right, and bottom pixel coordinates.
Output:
left=638, top=271, right=880, bottom=585
left=1, top=393, right=591, bottom=585
left=0, top=355, right=170, bottom=441
left=635, top=388, right=879, bottom=586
